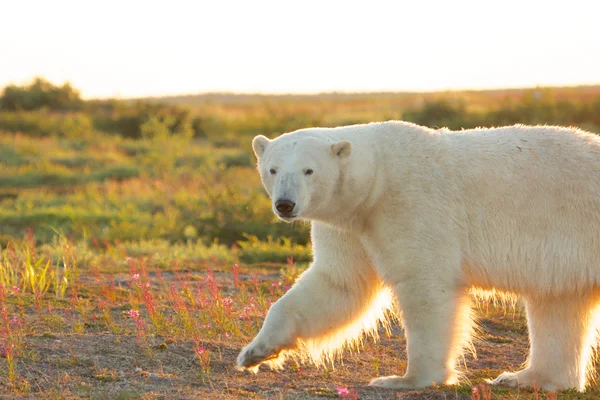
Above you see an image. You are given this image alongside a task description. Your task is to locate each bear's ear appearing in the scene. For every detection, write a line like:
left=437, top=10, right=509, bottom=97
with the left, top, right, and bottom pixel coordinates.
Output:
left=252, top=135, right=271, bottom=159
left=331, top=140, right=352, bottom=158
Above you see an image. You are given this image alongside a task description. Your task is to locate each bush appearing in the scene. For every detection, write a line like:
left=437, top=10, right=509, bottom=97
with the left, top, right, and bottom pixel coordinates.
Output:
left=93, top=114, right=143, bottom=138
left=0, top=111, right=93, bottom=138
left=403, top=99, right=470, bottom=130
left=402, top=92, right=600, bottom=133
left=92, top=101, right=196, bottom=139
left=140, top=114, right=194, bottom=141
left=0, top=77, right=83, bottom=111
left=237, top=234, right=312, bottom=264
left=191, top=117, right=206, bottom=138
left=140, top=115, right=172, bottom=140
left=59, top=114, right=93, bottom=138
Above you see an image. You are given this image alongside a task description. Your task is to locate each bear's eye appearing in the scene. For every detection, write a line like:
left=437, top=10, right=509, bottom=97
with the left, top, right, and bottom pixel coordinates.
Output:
left=304, top=169, right=314, bottom=176
left=269, top=168, right=277, bottom=175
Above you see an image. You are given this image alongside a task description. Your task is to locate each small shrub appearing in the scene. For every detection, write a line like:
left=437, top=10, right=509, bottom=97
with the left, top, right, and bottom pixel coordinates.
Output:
left=140, top=116, right=172, bottom=140
left=237, top=234, right=312, bottom=264
left=58, top=114, right=93, bottom=139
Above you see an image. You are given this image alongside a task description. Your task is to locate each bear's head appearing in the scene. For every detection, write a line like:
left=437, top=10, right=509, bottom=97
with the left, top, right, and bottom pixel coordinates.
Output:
left=252, top=132, right=352, bottom=223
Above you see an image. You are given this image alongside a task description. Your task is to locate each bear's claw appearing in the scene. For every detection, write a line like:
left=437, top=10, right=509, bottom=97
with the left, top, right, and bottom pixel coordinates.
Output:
left=236, top=343, right=283, bottom=372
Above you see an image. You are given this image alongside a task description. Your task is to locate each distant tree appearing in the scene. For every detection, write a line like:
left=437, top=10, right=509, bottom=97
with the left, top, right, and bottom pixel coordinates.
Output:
left=0, top=77, right=83, bottom=111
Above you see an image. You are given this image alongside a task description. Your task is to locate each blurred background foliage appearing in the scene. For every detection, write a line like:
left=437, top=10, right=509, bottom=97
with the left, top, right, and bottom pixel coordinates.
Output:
left=0, top=77, right=599, bottom=264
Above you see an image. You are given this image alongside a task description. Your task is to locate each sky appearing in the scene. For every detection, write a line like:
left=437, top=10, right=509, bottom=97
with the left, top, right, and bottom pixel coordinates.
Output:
left=1, top=0, right=599, bottom=99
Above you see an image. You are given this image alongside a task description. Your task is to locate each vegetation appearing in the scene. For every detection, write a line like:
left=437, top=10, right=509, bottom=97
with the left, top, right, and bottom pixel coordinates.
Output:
left=0, top=78, right=83, bottom=112
left=0, top=77, right=599, bottom=398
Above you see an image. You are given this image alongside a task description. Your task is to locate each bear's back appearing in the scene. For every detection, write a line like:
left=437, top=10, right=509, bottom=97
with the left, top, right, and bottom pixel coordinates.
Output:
left=444, top=125, right=600, bottom=294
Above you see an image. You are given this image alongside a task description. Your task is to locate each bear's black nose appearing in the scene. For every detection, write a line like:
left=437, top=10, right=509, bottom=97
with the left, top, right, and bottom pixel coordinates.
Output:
left=275, top=199, right=295, bottom=215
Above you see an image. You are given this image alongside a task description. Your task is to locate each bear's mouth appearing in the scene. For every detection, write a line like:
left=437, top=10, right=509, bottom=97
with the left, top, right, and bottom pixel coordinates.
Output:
left=276, top=213, right=298, bottom=222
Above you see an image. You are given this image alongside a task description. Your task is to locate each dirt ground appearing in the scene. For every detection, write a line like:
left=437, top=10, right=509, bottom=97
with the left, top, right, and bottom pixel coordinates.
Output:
left=2, top=307, right=533, bottom=399
left=1, top=264, right=586, bottom=400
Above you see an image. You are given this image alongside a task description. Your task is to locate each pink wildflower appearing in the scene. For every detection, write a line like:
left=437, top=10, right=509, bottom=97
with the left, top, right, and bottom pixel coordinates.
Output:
left=132, top=274, right=140, bottom=281
left=222, top=298, right=233, bottom=307
left=128, top=309, right=140, bottom=319
left=337, top=387, right=349, bottom=395
left=195, top=346, right=205, bottom=355
left=12, top=286, right=20, bottom=294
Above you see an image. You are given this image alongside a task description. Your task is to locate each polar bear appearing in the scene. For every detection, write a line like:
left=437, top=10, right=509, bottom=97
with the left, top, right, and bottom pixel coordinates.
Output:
left=236, top=121, right=600, bottom=392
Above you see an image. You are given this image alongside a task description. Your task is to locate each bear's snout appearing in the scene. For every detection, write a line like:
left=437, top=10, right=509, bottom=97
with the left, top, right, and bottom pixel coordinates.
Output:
left=275, top=199, right=296, bottom=216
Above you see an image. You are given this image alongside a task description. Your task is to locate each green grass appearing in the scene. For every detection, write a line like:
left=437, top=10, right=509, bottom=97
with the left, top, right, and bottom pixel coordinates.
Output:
left=0, top=132, right=309, bottom=248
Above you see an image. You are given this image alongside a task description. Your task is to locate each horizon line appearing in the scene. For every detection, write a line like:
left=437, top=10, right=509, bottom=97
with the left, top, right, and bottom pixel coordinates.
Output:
left=4, top=76, right=599, bottom=101
left=101, top=82, right=600, bottom=102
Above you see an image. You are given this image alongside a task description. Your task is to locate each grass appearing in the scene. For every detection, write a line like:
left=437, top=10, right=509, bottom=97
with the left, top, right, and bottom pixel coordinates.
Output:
left=0, top=240, right=588, bottom=399
left=0, top=126, right=320, bottom=398
left=0, top=132, right=309, bottom=247
left=1, top=87, right=600, bottom=398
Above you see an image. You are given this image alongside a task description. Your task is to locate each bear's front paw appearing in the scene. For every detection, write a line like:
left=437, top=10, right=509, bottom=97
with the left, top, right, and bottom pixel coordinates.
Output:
left=236, top=341, right=285, bottom=372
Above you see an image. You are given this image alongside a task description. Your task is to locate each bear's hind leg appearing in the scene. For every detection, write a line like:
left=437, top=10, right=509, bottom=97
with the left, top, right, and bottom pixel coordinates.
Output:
left=370, top=283, right=473, bottom=389
left=493, top=296, right=600, bottom=392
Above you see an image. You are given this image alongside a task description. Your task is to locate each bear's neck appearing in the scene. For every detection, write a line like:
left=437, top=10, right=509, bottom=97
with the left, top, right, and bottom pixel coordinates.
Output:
left=310, top=142, right=385, bottom=232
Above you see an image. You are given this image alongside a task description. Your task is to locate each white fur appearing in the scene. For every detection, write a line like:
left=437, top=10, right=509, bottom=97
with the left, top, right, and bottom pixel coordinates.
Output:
left=238, top=121, right=600, bottom=392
